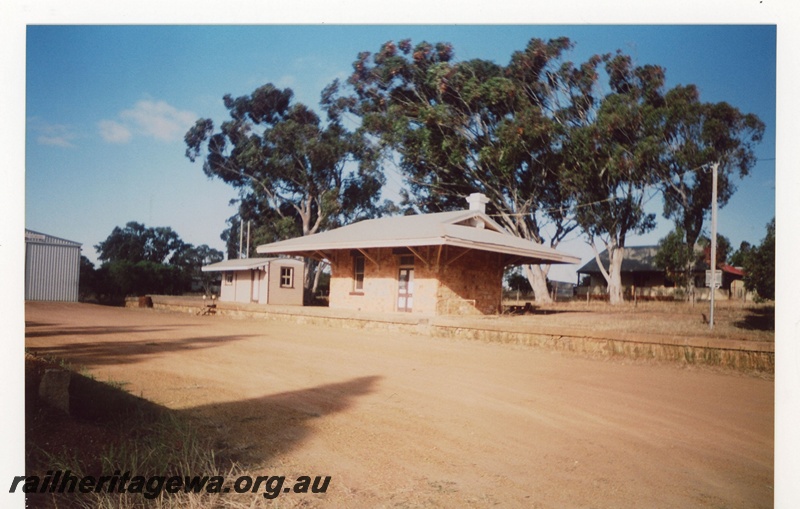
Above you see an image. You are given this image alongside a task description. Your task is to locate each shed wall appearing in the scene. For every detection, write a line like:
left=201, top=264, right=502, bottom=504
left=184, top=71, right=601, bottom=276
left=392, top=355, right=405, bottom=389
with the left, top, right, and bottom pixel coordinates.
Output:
left=234, top=270, right=255, bottom=303
left=267, top=261, right=304, bottom=306
left=25, top=242, right=80, bottom=301
left=216, top=261, right=304, bottom=306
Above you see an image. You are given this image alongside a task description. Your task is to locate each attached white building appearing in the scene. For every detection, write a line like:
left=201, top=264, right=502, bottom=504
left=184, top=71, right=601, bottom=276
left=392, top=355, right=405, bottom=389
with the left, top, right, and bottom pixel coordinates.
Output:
left=25, top=229, right=82, bottom=302
left=201, top=257, right=305, bottom=306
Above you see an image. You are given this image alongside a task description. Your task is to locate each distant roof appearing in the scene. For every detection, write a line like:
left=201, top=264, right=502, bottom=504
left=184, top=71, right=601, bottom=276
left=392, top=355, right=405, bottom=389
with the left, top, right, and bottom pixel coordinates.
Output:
left=255, top=210, right=580, bottom=266
left=577, top=246, right=661, bottom=274
left=25, top=229, right=81, bottom=247
left=201, top=257, right=302, bottom=272
left=721, top=264, right=745, bottom=277
left=577, top=246, right=745, bottom=276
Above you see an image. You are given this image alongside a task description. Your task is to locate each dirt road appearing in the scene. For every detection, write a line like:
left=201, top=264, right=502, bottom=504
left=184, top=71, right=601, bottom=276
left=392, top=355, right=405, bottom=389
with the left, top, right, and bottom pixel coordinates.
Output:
left=25, top=302, right=773, bottom=508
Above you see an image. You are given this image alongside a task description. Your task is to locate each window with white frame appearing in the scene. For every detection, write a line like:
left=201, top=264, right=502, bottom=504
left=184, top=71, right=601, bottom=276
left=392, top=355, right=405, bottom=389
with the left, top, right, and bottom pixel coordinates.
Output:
left=280, top=266, right=294, bottom=288
left=224, top=272, right=234, bottom=285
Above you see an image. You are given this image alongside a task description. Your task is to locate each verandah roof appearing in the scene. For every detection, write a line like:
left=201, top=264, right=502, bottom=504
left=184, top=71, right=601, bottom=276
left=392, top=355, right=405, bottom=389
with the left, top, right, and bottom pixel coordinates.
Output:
left=255, top=210, right=580, bottom=266
left=201, top=257, right=301, bottom=272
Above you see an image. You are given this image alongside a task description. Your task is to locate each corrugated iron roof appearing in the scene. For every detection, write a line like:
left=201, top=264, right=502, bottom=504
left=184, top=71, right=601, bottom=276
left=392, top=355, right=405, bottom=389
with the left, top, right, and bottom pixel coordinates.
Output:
left=255, top=210, right=580, bottom=265
left=721, top=264, right=745, bottom=276
left=25, top=229, right=82, bottom=247
left=577, top=246, right=746, bottom=276
left=201, top=257, right=303, bottom=272
left=577, top=246, right=661, bottom=274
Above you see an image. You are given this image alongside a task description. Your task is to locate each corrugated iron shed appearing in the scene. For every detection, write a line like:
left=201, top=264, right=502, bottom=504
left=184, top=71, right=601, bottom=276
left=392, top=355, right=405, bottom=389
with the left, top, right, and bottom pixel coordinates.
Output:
left=25, top=229, right=82, bottom=301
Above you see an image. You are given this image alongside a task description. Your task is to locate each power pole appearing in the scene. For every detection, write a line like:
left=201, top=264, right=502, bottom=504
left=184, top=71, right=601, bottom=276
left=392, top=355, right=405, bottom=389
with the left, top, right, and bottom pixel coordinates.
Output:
left=709, top=161, right=719, bottom=329
left=246, top=220, right=251, bottom=259
left=239, top=219, right=244, bottom=259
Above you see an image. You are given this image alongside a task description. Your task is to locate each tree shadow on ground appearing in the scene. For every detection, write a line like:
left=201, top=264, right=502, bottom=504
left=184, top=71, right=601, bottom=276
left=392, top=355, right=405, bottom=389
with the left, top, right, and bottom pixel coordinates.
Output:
left=25, top=354, right=381, bottom=507
left=27, top=334, right=256, bottom=367
left=183, top=375, right=382, bottom=465
left=733, top=306, right=775, bottom=332
left=26, top=325, right=176, bottom=339
left=503, top=303, right=581, bottom=316
left=26, top=326, right=256, bottom=367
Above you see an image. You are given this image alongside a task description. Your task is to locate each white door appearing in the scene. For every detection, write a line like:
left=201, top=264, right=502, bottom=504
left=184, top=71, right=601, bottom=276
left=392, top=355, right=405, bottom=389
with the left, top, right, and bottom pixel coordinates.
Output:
left=251, top=269, right=260, bottom=302
left=397, top=268, right=414, bottom=312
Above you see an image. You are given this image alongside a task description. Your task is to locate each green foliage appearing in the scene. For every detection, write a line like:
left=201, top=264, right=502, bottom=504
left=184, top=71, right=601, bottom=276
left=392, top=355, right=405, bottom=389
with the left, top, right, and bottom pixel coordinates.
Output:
left=656, top=229, right=733, bottom=291
left=505, top=270, right=531, bottom=294
left=654, top=228, right=693, bottom=288
left=729, top=241, right=753, bottom=267
left=185, top=82, right=387, bottom=283
left=331, top=37, right=598, bottom=247
left=333, top=37, right=764, bottom=305
left=742, top=218, right=775, bottom=300
left=95, top=221, right=185, bottom=265
left=78, top=256, right=101, bottom=302
left=658, top=85, right=765, bottom=253
left=696, top=233, right=732, bottom=268
left=104, top=260, right=188, bottom=299
left=565, top=52, right=664, bottom=247
left=89, top=222, right=223, bottom=300
left=185, top=84, right=391, bottom=292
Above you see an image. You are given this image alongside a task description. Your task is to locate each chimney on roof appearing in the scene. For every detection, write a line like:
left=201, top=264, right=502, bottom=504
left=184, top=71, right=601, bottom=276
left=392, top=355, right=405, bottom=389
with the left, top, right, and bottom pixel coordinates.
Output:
left=467, top=192, right=489, bottom=213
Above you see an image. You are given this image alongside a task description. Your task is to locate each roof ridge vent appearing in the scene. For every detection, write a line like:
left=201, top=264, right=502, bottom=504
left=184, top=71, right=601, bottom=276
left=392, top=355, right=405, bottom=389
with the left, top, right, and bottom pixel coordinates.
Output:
left=466, top=192, right=489, bottom=213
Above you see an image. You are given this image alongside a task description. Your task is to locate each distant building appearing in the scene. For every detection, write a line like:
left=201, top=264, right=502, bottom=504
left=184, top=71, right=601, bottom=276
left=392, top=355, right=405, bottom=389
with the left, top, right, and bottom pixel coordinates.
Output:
left=25, top=229, right=81, bottom=302
left=550, top=280, right=577, bottom=300
left=201, top=257, right=305, bottom=306
left=255, top=193, right=580, bottom=315
left=576, top=245, right=747, bottom=301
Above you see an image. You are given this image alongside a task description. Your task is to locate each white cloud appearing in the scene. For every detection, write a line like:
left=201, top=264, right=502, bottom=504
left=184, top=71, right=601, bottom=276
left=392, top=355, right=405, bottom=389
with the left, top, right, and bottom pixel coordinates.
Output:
left=121, top=100, right=196, bottom=141
left=99, top=99, right=196, bottom=144
left=276, top=75, right=296, bottom=88
left=98, top=119, right=132, bottom=143
left=29, top=118, right=78, bottom=148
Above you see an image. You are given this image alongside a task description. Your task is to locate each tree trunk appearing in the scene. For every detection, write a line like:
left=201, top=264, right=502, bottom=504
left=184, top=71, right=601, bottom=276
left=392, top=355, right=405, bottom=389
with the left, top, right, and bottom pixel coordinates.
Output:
left=607, top=246, right=625, bottom=305
left=684, top=229, right=699, bottom=303
left=304, top=258, right=317, bottom=290
left=312, top=262, right=323, bottom=294
left=590, top=240, right=625, bottom=305
left=524, top=264, right=553, bottom=304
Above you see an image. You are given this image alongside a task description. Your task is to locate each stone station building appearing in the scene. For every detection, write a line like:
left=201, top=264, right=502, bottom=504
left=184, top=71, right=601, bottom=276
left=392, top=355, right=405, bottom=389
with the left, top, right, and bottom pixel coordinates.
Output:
left=256, top=193, right=579, bottom=315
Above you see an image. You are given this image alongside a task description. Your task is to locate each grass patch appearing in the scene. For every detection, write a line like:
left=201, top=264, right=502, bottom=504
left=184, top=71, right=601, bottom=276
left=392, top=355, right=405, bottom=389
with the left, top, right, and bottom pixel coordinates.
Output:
left=500, top=300, right=775, bottom=342
left=24, top=354, right=288, bottom=508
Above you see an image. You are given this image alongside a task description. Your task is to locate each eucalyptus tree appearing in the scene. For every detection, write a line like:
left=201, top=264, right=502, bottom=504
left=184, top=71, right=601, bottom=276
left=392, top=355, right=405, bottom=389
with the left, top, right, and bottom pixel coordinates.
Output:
left=655, top=228, right=731, bottom=295
left=185, top=83, right=385, bottom=290
left=331, top=37, right=601, bottom=302
left=563, top=53, right=665, bottom=304
left=657, top=84, right=764, bottom=295
left=742, top=218, right=775, bottom=300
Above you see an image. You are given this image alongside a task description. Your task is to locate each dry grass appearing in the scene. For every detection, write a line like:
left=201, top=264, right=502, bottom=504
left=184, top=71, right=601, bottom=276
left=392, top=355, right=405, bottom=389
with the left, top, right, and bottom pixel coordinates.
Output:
left=25, top=355, right=326, bottom=509
left=500, top=299, right=775, bottom=342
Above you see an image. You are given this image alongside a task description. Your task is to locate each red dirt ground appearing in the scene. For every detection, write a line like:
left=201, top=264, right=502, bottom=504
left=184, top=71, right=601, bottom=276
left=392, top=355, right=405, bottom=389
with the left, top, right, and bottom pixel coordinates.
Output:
left=24, top=301, right=774, bottom=508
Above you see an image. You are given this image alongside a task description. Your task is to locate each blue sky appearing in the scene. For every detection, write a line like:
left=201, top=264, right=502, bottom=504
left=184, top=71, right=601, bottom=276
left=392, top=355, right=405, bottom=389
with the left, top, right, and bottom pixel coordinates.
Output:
left=22, top=24, right=777, bottom=282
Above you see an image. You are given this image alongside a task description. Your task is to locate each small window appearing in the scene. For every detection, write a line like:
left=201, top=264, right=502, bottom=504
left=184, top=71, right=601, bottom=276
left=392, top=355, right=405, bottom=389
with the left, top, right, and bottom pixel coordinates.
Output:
left=280, top=266, right=294, bottom=288
left=353, top=256, right=365, bottom=291
left=224, top=272, right=234, bottom=285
